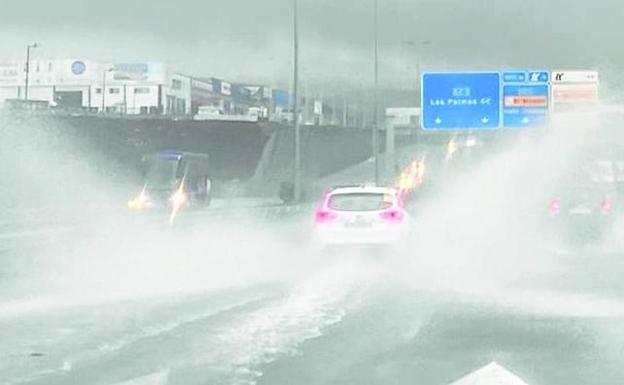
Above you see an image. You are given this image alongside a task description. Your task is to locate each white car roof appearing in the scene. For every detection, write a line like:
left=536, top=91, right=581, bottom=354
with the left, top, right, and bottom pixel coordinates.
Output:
left=328, top=185, right=397, bottom=196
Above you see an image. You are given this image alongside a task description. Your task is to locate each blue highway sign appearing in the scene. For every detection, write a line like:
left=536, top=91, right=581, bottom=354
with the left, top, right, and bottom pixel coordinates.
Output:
left=421, top=72, right=500, bottom=130
left=502, top=71, right=526, bottom=83
left=502, top=70, right=549, bottom=128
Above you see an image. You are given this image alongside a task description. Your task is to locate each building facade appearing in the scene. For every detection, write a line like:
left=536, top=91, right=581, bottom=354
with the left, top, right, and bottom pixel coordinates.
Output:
left=0, top=58, right=363, bottom=125
left=0, top=59, right=192, bottom=116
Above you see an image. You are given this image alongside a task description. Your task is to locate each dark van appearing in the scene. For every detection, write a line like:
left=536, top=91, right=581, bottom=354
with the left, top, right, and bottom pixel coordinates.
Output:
left=128, top=151, right=212, bottom=210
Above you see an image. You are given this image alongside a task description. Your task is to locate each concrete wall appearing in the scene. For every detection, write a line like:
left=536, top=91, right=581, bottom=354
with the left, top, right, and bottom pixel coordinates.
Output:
left=10, top=116, right=270, bottom=182
left=250, top=125, right=409, bottom=196
left=2, top=114, right=410, bottom=198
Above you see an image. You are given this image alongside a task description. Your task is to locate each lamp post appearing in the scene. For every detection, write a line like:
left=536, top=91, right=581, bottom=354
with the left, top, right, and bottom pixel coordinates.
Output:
left=24, top=42, right=38, bottom=101
left=101, top=67, right=114, bottom=113
left=373, top=0, right=380, bottom=185
left=292, top=0, right=302, bottom=202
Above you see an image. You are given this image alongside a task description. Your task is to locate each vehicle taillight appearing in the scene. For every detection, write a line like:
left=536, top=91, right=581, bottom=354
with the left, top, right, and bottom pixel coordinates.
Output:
left=548, top=198, right=560, bottom=217
left=315, top=210, right=337, bottom=223
left=380, top=210, right=404, bottom=222
left=601, top=198, right=613, bottom=215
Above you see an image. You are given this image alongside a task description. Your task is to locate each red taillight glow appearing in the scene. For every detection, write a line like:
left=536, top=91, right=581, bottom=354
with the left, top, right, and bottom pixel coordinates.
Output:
left=315, top=210, right=337, bottom=223
left=380, top=210, right=404, bottom=222
left=549, top=198, right=561, bottom=217
left=601, top=198, right=613, bottom=215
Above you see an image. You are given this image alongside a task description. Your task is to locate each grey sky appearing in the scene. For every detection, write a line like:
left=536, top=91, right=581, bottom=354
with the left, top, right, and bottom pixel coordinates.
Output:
left=1, top=0, right=623, bottom=90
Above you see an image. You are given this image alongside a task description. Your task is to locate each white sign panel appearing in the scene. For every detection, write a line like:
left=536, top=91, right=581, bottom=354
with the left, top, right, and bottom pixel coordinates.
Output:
left=0, top=62, right=21, bottom=85
left=54, top=59, right=100, bottom=85
left=191, top=79, right=213, bottom=93
left=221, top=81, right=232, bottom=95
left=314, top=100, right=323, bottom=115
left=551, top=70, right=599, bottom=110
left=386, top=107, right=421, bottom=126
left=551, top=70, right=599, bottom=84
left=552, top=83, right=599, bottom=103
left=245, top=85, right=261, bottom=97
left=112, top=62, right=166, bottom=84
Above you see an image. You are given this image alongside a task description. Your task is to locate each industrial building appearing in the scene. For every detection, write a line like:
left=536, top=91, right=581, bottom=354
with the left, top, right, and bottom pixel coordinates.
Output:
left=0, top=58, right=364, bottom=125
left=0, top=59, right=192, bottom=116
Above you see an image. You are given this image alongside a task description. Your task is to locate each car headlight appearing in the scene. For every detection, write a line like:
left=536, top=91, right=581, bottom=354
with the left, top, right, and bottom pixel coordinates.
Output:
left=128, top=190, right=150, bottom=209
left=171, top=189, right=188, bottom=207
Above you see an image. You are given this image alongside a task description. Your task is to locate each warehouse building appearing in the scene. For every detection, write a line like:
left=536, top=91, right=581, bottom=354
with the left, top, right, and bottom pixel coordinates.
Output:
left=0, top=59, right=192, bottom=116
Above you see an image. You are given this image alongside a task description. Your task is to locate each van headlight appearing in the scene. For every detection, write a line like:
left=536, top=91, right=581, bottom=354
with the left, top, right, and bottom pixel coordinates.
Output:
left=171, top=189, right=188, bottom=207
left=128, top=190, right=150, bottom=209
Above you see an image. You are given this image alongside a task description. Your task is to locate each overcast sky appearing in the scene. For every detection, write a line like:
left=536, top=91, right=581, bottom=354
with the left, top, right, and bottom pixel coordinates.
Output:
left=1, top=0, right=623, bottom=91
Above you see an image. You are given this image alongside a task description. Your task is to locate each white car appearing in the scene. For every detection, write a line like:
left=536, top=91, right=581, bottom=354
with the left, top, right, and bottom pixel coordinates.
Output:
left=313, top=185, right=410, bottom=246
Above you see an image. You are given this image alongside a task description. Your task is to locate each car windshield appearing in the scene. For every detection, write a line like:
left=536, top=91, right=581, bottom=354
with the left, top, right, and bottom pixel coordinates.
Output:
left=328, top=193, right=394, bottom=211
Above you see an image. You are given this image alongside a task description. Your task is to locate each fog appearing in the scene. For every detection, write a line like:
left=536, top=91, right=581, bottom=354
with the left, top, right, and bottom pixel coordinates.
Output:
left=2, top=1, right=624, bottom=382
left=2, top=0, right=624, bottom=88
left=2, top=106, right=622, bottom=318
left=2, top=104, right=624, bottom=384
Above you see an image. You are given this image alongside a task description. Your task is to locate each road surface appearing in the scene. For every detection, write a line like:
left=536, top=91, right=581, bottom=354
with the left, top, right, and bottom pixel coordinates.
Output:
left=2, top=127, right=624, bottom=385
left=1, top=198, right=623, bottom=385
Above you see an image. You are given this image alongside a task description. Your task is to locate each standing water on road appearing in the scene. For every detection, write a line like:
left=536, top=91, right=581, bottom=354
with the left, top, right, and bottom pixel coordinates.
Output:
left=2, top=1, right=624, bottom=384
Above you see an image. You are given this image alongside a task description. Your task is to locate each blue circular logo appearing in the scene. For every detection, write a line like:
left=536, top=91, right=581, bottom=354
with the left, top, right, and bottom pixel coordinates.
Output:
left=71, top=61, right=86, bottom=75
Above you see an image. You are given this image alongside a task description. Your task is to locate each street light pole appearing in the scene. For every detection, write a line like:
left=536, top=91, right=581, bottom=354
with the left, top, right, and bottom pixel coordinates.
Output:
left=293, top=0, right=302, bottom=202
left=24, top=42, right=38, bottom=101
left=373, top=0, right=380, bottom=185
left=101, top=67, right=113, bottom=113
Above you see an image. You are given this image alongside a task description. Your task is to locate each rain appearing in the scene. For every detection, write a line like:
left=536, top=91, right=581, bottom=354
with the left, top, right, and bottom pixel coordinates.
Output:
left=1, top=1, right=624, bottom=384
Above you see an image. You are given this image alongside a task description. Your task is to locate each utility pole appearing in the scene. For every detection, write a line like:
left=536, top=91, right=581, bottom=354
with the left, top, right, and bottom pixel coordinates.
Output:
left=293, top=0, right=302, bottom=202
left=373, top=0, right=380, bottom=185
left=24, top=42, right=38, bottom=101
